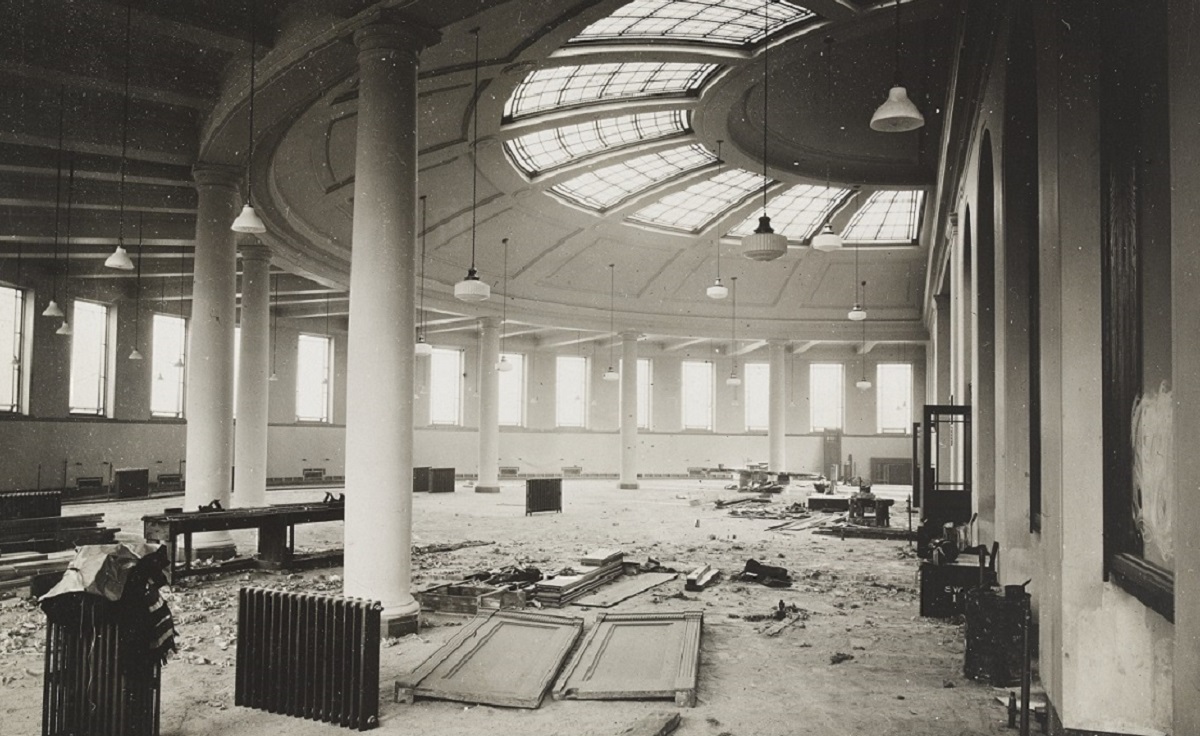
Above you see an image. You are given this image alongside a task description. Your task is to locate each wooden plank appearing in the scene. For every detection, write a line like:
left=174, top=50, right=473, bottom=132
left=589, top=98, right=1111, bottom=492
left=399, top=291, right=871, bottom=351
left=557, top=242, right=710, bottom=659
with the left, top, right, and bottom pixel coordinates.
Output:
left=618, top=711, right=681, bottom=736
left=580, top=549, right=623, bottom=567
left=553, top=611, right=703, bottom=707
left=573, top=572, right=677, bottom=608
left=395, top=610, right=583, bottom=709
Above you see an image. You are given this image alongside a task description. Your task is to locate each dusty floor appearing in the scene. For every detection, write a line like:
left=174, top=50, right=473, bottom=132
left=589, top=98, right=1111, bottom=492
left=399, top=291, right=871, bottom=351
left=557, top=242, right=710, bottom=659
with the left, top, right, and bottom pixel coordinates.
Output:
left=0, top=479, right=1018, bottom=735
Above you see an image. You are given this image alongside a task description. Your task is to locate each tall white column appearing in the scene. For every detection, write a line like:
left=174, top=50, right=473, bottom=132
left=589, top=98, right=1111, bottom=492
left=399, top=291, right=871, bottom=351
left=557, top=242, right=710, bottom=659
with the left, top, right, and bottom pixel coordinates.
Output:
left=343, top=19, right=437, bottom=634
left=184, top=165, right=239, bottom=556
left=233, top=242, right=272, bottom=508
left=768, top=340, right=787, bottom=473
left=476, top=317, right=501, bottom=493
left=619, top=331, right=639, bottom=489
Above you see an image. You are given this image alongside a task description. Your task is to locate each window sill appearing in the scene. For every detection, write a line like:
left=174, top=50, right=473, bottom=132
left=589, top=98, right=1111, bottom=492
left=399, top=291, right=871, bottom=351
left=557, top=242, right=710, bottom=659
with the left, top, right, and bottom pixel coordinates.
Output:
left=1110, top=553, right=1173, bottom=623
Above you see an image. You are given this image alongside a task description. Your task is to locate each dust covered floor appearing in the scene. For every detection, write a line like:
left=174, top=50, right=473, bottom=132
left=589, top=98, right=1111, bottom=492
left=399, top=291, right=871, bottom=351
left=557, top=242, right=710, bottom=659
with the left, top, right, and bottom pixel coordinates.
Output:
left=0, top=479, right=1015, bottom=735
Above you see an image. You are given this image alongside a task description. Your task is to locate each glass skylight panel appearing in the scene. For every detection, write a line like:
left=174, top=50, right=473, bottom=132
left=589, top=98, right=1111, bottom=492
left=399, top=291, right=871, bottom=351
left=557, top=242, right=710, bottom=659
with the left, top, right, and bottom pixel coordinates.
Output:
left=841, top=190, right=925, bottom=242
left=627, top=168, right=765, bottom=232
left=550, top=143, right=714, bottom=210
left=727, top=184, right=851, bottom=240
left=571, top=0, right=816, bottom=46
left=504, top=62, right=717, bottom=119
left=505, top=111, right=689, bottom=176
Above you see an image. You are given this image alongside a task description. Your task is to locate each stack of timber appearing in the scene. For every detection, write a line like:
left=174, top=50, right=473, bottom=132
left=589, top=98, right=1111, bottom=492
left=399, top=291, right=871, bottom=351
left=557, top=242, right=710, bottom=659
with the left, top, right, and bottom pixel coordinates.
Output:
left=0, top=549, right=76, bottom=596
left=533, top=550, right=624, bottom=608
left=0, top=514, right=117, bottom=554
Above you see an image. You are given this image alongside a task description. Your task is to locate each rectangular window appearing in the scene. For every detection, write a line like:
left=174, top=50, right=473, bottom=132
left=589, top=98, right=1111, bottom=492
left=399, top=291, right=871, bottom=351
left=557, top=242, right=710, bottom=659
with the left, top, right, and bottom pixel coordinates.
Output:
left=637, top=358, right=652, bottom=430
left=429, top=346, right=463, bottom=425
left=681, top=360, right=714, bottom=430
left=68, top=300, right=110, bottom=415
left=498, top=352, right=525, bottom=427
left=556, top=355, right=588, bottom=428
left=295, top=333, right=332, bottom=422
left=809, top=363, right=844, bottom=431
left=876, top=363, right=913, bottom=433
left=744, top=362, right=770, bottom=431
left=150, top=313, right=187, bottom=417
left=0, top=285, right=25, bottom=413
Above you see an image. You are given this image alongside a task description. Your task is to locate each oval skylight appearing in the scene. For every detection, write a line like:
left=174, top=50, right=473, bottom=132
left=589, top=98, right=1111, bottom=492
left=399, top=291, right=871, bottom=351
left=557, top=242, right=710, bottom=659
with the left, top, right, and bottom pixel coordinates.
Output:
left=726, top=183, right=851, bottom=241
left=550, top=143, right=716, bottom=211
left=627, top=168, right=767, bottom=232
left=504, top=110, right=690, bottom=177
left=841, top=190, right=925, bottom=242
left=504, top=62, right=719, bottom=119
left=571, top=0, right=816, bottom=47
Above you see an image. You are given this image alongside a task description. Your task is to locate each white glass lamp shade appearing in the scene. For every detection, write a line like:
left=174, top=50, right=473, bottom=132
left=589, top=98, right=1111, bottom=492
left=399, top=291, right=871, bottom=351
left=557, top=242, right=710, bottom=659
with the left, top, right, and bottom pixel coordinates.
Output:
left=42, top=300, right=64, bottom=318
left=602, top=366, right=619, bottom=382
left=414, top=335, right=434, bottom=356
left=104, top=245, right=134, bottom=270
left=811, top=223, right=843, bottom=252
left=856, top=378, right=873, bottom=391
left=454, top=268, right=490, bottom=301
left=848, top=304, right=867, bottom=321
left=268, top=372, right=279, bottom=382
left=742, top=216, right=787, bottom=261
left=56, top=321, right=72, bottom=336
left=231, top=203, right=267, bottom=234
left=870, top=86, right=925, bottom=133
left=725, top=373, right=742, bottom=386
left=128, top=348, right=144, bottom=360
left=496, top=356, right=513, bottom=372
left=706, top=278, right=729, bottom=299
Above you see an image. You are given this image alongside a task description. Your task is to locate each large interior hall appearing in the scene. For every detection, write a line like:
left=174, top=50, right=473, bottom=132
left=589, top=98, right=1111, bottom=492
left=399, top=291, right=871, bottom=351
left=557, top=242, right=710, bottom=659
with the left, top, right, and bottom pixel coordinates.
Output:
left=1, top=1, right=1197, bottom=735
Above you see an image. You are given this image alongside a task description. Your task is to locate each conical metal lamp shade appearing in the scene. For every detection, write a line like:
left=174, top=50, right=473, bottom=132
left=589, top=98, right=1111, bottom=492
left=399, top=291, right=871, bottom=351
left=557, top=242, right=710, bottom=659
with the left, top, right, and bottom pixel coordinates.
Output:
left=811, top=223, right=843, bottom=252
left=104, top=245, right=134, bottom=270
left=231, top=204, right=267, bottom=234
left=42, top=300, right=64, bottom=318
left=56, top=321, right=72, bottom=336
left=870, top=86, right=925, bottom=132
left=128, top=348, right=143, bottom=360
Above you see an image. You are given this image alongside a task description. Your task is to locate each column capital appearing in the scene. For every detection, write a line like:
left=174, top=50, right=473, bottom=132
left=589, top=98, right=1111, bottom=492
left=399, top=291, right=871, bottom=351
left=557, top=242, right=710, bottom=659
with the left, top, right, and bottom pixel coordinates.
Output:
left=620, top=330, right=641, bottom=340
left=238, top=242, right=273, bottom=262
left=353, top=18, right=441, bottom=56
left=767, top=338, right=789, bottom=348
left=192, top=163, right=242, bottom=190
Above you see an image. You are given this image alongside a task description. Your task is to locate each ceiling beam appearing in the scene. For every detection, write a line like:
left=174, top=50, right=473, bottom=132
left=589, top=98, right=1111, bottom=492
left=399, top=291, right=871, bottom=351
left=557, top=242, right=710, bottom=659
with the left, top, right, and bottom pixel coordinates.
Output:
left=662, top=337, right=708, bottom=352
left=538, top=332, right=606, bottom=349
left=0, top=62, right=210, bottom=111
left=732, top=339, right=768, bottom=357
left=794, top=340, right=821, bottom=353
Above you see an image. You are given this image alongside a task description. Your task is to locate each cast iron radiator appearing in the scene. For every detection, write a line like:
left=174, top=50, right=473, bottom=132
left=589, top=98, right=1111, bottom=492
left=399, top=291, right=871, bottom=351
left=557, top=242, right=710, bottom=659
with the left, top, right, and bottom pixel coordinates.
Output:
left=525, top=477, right=563, bottom=515
left=1, top=489, right=63, bottom=520
left=235, top=587, right=382, bottom=731
left=42, top=596, right=162, bottom=736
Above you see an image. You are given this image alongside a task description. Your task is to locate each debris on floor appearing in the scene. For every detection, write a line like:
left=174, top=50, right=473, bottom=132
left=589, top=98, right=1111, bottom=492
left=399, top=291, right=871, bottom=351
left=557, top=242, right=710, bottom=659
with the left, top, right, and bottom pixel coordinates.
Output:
left=830, top=652, right=855, bottom=665
left=533, top=550, right=625, bottom=607
left=412, top=540, right=495, bottom=555
left=733, top=558, right=792, bottom=587
left=685, top=564, right=720, bottom=591
left=714, top=496, right=772, bottom=509
left=617, top=710, right=681, bottom=736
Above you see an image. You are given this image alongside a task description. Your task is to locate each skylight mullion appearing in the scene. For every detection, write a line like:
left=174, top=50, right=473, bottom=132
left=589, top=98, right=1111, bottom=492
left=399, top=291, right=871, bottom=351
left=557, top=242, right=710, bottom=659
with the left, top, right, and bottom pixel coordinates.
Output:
left=570, top=0, right=815, bottom=46
left=841, top=190, right=925, bottom=243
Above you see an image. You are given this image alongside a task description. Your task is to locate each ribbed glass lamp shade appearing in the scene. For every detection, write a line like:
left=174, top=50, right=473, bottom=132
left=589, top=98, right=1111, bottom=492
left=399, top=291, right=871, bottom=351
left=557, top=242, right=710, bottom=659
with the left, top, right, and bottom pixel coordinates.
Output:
left=414, top=336, right=434, bottom=357
left=496, top=357, right=513, bottom=372
left=104, top=245, right=134, bottom=270
left=128, top=348, right=143, bottom=360
left=56, top=321, right=72, bottom=336
left=742, top=216, right=787, bottom=261
left=856, top=379, right=873, bottom=390
left=870, top=86, right=925, bottom=132
left=848, top=304, right=867, bottom=321
left=602, top=367, right=619, bottom=382
left=42, top=300, right=64, bottom=318
left=706, top=278, right=729, bottom=299
left=811, top=223, right=843, bottom=252
left=454, top=269, right=490, bottom=302
left=726, top=374, right=742, bottom=386
left=231, top=203, right=267, bottom=233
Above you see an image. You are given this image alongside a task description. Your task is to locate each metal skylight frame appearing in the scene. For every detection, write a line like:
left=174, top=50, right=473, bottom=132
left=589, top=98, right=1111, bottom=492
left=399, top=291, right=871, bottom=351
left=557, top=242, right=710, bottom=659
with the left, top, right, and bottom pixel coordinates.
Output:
left=840, top=189, right=926, bottom=243
left=726, top=183, right=852, bottom=241
left=570, top=0, right=817, bottom=46
left=504, top=110, right=690, bottom=176
left=627, top=168, right=766, bottom=232
left=504, top=62, right=718, bottom=119
left=549, top=143, right=716, bottom=211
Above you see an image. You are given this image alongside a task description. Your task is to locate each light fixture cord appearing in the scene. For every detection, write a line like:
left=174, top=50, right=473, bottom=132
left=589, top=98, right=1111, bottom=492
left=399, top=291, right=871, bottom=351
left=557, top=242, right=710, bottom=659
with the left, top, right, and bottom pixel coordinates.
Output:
left=731, top=276, right=738, bottom=374
left=761, top=0, right=770, bottom=214
left=63, top=159, right=74, bottom=301
left=246, top=18, right=256, bottom=202
left=270, top=273, right=278, bottom=373
left=117, top=0, right=132, bottom=248
left=861, top=282, right=868, bottom=380
left=501, top=237, right=509, bottom=352
left=51, top=85, right=64, bottom=302
left=134, top=213, right=143, bottom=347
left=418, top=195, right=428, bottom=337
left=715, top=140, right=723, bottom=280
left=608, top=263, right=615, bottom=366
left=325, top=292, right=330, bottom=336
left=825, top=36, right=834, bottom=187
left=468, top=28, right=481, bottom=272
left=893, top=0, right=902, bottom=85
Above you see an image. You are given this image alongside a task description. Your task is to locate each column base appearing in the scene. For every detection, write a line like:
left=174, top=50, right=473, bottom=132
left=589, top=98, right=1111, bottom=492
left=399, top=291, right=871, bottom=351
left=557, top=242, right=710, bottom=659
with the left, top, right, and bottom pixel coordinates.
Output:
left=191, top=534, right=238, bottom=562
left=619, top=482, right=640, bottom=490
left=382, top=611, right=420, bottom=637
left=475, top=485, right=501, bottom=494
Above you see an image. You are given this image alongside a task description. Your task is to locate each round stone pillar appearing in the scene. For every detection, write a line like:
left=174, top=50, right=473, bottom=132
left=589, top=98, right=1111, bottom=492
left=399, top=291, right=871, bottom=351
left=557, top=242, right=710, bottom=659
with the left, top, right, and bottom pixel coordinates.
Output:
left=343, top=19, right=438, bottom=634
left=184, top=164, right=240, bottom=556
left=768, top=340, right=787, bottom=473
left=476, top=317, right=501, bottom=493
left=619, top=331, right=639, bottom=489
left=233, top=242, right=272, bottom=508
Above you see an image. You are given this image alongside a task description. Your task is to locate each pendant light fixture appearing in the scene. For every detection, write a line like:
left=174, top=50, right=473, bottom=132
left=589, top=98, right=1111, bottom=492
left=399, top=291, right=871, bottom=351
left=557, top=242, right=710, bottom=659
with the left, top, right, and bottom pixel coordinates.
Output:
left=496, top=237, right=513, bottom=372
left=856, top=282, right=872, bottom=390
left=602, top=263, right=618, bottom=381
left=811, top=36, right=844, bottom=252
left=870, top=0, right=925, bottom=133
left=726, top=276, right=742, bottom=386
left=231, top=16, right=266, bottom=234
left=454, top=28, right=490, bottom=302
left=56, top=160, right=77, bottom=336
left=104, top=1, right=135, bottom=269
left=742, top=0, right=787, bottom=262
left=128, top=214, right=145, bottom=360
left=848, top=219, right=866, bottom=320
left=415, top=195, right=434, bottom=356
left=43, top=87, right=66, bottom=319
left=173, top=246, right=185, bottom=368
left=706, top=140, right=729, bottom=299
left=269, top=273, right=279, bottom=381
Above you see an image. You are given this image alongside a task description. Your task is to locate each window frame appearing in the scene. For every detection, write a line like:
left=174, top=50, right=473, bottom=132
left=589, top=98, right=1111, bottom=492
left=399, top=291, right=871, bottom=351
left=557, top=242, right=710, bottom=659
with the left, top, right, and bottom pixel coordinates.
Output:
left=67, top=299, right=112, bottom=417
left=743, top=361, right=770, bottom=432
left=498, top=352, right=526, bottom=427
left=680, top=359, right=714, bottom=431
left=428, top=346, right=464, bottom=426
left=295, top=332, right=333, bottom=424
left=0, top=284, right=27, bottom=414
left=875, top=363, right=913, bottom=434
left=555, top=354, right=589, bottom=429
left=149, top=312, right=188, bottom=418
left=808, top=362, right=844, bottom=432
left=637, top=358, right=652, bottom=430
